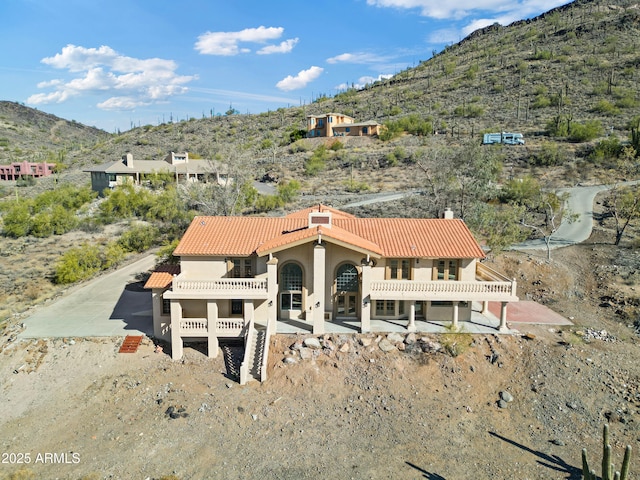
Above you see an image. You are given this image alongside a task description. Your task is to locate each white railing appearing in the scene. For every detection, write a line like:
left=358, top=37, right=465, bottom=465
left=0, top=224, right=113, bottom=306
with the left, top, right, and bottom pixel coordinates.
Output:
left=260, top=320, right=272, bottom=382
left=174, top=278, right=267, bottom=292
left=369, top=279, right=516, bottom=300
left=239, top=318, right=254, bottom=385
left=216, top=318, right=245, bottom=336
left=179, top=318, right=208, bottom=334
left=476, top=262, right=513, bottom=282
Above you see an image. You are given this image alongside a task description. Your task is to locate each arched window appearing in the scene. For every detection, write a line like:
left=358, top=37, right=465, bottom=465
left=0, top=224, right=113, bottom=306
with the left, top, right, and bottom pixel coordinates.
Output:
left=336, top=263, right=358, bottom=292
left=280, top=263, right=303, bottom=311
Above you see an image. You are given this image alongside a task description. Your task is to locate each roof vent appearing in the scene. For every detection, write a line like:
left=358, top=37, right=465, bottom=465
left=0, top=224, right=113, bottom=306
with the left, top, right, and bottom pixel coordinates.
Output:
left=443, top=208, right=454, bottom=219
left=309, top=211, right=332, bottom=229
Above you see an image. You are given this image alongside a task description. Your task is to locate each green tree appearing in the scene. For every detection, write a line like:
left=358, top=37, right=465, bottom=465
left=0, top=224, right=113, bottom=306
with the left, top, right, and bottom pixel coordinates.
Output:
left=603, top=185, right=640, bottom=245
left=2, top=203, right=32, bottom=237
left=54, top=244, right=103, bottom=284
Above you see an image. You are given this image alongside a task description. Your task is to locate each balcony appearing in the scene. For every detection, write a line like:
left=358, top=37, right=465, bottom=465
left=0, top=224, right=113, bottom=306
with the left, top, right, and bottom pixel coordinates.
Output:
left=165, top=277, right=268, bottom=300
left=178, top=317, right=245, bottom=337
left=370, top=264, right=517, bottom=302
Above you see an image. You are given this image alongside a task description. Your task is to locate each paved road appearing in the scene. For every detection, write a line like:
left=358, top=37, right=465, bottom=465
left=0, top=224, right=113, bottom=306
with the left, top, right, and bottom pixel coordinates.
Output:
left=512, top=180, right=639, bottom=251
left=18, top=255, right=157, bottom=338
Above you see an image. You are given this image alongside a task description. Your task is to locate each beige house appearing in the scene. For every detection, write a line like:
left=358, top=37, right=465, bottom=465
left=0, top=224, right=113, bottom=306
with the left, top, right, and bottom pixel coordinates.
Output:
left=306, top=113, right=381, bottom=138
left=145, top=205, right=518, bottom=383
left=85, top=152, right=225, bottom=194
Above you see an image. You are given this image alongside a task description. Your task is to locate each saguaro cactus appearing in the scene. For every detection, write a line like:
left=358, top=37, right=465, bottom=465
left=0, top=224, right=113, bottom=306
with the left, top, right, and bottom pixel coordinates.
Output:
left=582, top=424, right=632, bottom=480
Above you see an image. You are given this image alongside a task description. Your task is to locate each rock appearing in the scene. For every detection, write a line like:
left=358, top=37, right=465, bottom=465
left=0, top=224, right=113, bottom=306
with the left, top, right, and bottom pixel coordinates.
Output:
left=421, top=340, right=442, bottom=353
left=304, top=337, right=322, bottom=349
left=405, top=333, right=417, bottom=344
left=387, top=332, right=404, bottom=343
left=500, top=391, right=514, bottom=403
left=551, top=439, right=565, bottom=446
left=378, top=339, right=397, bottom=352
left=566, top=401, right=578, bottom=410
left=339, top=342, right=350, bottom=353
left=497, top=400, right=508, bottom=409
left=299, top=348, right=313, bottom=360
left=283, top=356, right=297, bottom=364
left=360, top=337, right=373, bottom=347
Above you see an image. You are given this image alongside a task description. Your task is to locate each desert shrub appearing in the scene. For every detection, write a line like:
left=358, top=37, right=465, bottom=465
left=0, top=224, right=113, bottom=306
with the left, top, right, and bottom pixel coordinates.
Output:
left=344, top=179, right=370, bottom=193
left=589, top=136, right=623, bottom=165
left=569, top=120, right=603, bottom=142
left=254, top=194, right=284, bottom=212
left=54, top=244, right=103, bottom=284
left=30, top=212, right=53, bottom=238
left=532, top=141, right=568, bottom=166
left=277, top=179, right=300, bottom=203
left=289, top=139, right=310, bottom=153
left=101, top=241, right=126, bottom=269
left=118, top=224, right=159, bottom=253
left=304, top=145, right=328, bottom=176
left=15, top=175, right=36, bottom=187
left=2, top=202, right=32, bottom=237
left=592, top=99, right=620, bottom=116
left=328, top=140, right=344, bottom=151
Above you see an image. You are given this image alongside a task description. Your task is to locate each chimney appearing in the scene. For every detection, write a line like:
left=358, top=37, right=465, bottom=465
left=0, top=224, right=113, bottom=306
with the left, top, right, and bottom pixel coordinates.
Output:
left=443, top=208, right=453, bottom=219
left=122, top=153, right=134, bottom=168
left=309, top=211, right=332, bottom=229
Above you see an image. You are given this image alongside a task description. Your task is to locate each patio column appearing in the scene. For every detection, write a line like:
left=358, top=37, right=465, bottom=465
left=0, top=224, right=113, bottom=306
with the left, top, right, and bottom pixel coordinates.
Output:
left=267, top=257, right=278, bottom=332
left=312, top=243, right=325, bottom=334
left=452, top=301, right=460, bottom=331
left=499, top=302, right=508, bottom=332
left=170, top=300, right=183, bottom=360
left=407, top=301, right=416, bottom=332
left=207, top=301, right=219, bottom=358
left=360, top=260, right=371, bottom=333
left=244, top=299, right=254, bottom=324
left=482, top=301, right=489, bottom=314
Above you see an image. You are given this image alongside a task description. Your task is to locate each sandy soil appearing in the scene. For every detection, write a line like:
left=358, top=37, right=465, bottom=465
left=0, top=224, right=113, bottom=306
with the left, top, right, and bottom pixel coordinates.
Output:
left=1, top=238, right=640, bottom=480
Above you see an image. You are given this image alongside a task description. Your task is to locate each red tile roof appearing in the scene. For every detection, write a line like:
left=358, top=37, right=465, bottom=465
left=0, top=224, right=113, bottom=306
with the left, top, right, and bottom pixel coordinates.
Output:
left=173, top=208, right=485, bottom=259
left=144, top=264, right=180, bottom=289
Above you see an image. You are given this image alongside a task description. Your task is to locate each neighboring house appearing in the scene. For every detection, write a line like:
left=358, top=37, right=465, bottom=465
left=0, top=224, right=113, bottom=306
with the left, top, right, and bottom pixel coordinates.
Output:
left=0, top=161, right=55, bottom=181
left=84, top=152, right=225, bottom=194
left=145, top=205, right=518, bottom=382
left=306, top=113, right=381, bottom=138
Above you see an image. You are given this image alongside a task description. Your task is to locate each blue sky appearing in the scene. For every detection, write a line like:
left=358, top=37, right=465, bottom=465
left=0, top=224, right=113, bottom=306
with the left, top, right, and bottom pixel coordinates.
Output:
left=1, top=0, right=568, bottom=133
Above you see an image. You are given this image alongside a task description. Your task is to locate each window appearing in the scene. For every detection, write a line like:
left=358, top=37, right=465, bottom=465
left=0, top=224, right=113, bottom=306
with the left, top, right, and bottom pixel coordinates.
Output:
left=318, top=119, right=324, bottom=127
left=231, top=299, right=243, bottom=315
left=363, top=127, right=368, bottom=134
left=387, top=259, right=411, bottom=280
left=436, top=259, right=459, bottom=280
left=376, top=300, right=396, bottom=316
left=162, top=297, right=171, bottom=315
left=280, top=263, right=303, bottom=311
left=336, top=264, right=358, bottom=292
left=345, top=127, right=350, bottom=133
left=231, top=258, right=253, bottom=278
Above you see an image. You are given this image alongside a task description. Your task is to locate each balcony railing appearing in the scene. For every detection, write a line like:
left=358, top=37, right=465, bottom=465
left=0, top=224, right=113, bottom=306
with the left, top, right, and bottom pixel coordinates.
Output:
left=179, top=318, right=208, bottom=335
left=178, top=317, right=245, bottom=337
left=169, top=278, right=268, bottom=299
left=369, top=278, right=517, bottom=302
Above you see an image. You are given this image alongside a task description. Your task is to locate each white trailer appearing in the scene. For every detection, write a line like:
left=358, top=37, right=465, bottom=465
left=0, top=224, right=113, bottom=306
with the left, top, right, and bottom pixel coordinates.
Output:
left=483, top=132, right=524, bottom=145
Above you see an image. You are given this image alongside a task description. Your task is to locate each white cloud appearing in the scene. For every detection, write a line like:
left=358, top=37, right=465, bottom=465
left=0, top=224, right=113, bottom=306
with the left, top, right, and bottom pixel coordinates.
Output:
left=27, top=44, right=195, bottom=111
left=366, top=0, right=568, bottom=21
left=326, top=52, right=388, bottom=64
left=257, top=38, right=299, bottom=55
left=276, top=66, right=324, bottom=91
left=195, top=26, right=288, bottom=55
left=335, top=74, right=394, bottom=91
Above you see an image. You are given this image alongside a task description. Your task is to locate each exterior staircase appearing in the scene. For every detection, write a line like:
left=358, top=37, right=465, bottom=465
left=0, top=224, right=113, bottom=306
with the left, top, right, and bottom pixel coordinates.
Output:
left=239, top=320, right=271, bottom=385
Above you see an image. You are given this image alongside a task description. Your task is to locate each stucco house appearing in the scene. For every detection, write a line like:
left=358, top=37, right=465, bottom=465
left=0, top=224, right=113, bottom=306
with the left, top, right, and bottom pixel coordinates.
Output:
left=145, top=205, right=518, bottom=383
left=85, top=152, right=225, bottom=194
left=0, top=161, right=55, bottom=181
left=307, top=113, right=381, bottom=138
